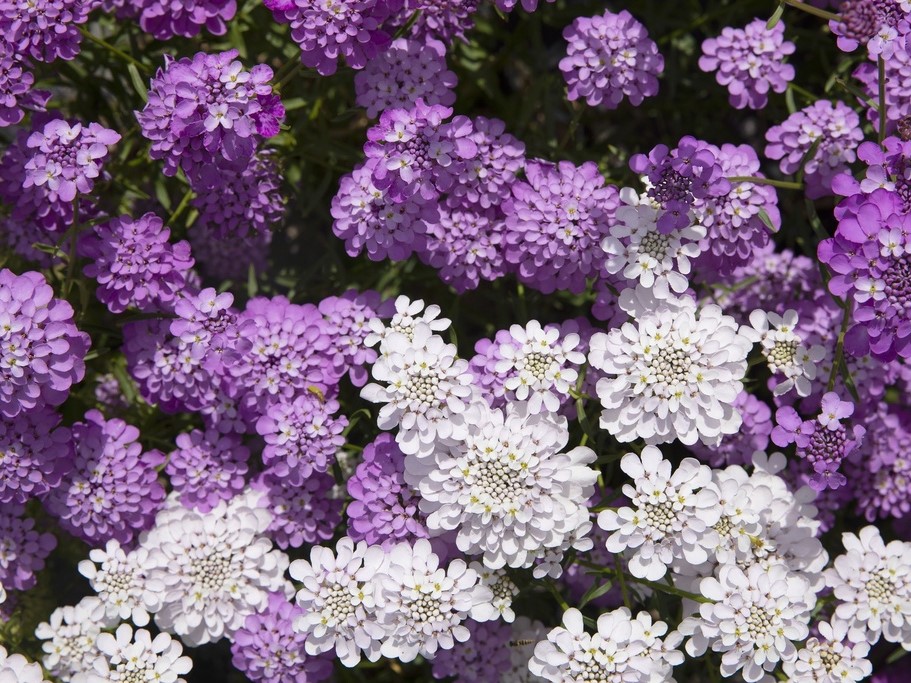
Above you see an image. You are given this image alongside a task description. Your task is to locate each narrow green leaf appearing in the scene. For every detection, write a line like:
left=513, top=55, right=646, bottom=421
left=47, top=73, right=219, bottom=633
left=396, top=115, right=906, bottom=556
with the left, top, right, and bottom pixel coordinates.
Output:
left=757, top=208, right=778, bottom=233
left=579, top=580, right=614, bottom=608
left=246, top=263, right=258, bottom=298
left=127, top=63, right=148, bottom=103
left=766, top=3, right=785, bottom=29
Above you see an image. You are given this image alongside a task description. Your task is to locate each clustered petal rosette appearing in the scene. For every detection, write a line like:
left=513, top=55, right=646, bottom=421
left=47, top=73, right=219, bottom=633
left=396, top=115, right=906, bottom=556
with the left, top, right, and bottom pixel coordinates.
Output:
left=783, top=620, right=873, bottom=683
left=23, top=118, right=120, bottom=203
left=253, top=470, right=343, bottom=549
left=765, top=100, right=864, bottom=199
left=354, top=38, right=457, bottom=118
left=271, top=0, right=399, bottom=76
left=529, top=607, right=683, bottom=683
left=503, top=159, right=620, bottom=294
left=0, top=0, right=93, bottom=63
left=0, top=269, right=90, bottom=418
left=79, top=213, right=194, bottom=314
left=35, top=597, right=116, bottom=682
left=319, top=289, right=390, bottom=387
left=818, top=188, right=911, bottom=360
left=133, top=0, right=236, bottom=40
left=854, top=44, right=911, bottom=132
left=588, top=286, right=753, bottom=446
left=136, top=49, right=281, bottom=186
left=0, top=406, right=71, bottom=503
left=559, top=9, right=664, bottom=109
left=630, top=135, right=732, bottom=232
left=165, top=429, right=250, bottom=513
left=699, top=19, right=795, bottom=110
left=849, top=406, right=911, bottom=522
left=747, top=309, right=826, bottom=397
left=231, top=592, right=334, bottom=683
left=830, top=0, right=911, bottom=59
left=77, top=539, right=163, bottom=627
left=90, top=623, right=193, bottom=683
left=405, top=400, right=598, bottom=574
left=44, top=410, right=166, bottom=546
left=389, top=0, right=479, bottom=44
left=0, top=40, right=50, bottom=127
left=0, top=646, right=49, bottom=683
left=0, top=503, right=56, bottom=592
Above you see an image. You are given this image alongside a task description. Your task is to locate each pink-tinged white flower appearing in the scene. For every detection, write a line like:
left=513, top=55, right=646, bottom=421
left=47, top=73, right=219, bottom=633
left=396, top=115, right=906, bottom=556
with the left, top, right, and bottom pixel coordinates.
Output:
left=289, top=536, right=387, bottom=667
left=529, top=607, right=682, bottom=683
left=680, top=563, right=815, bottom=683
left=783, top=620, right=872, bottom=683
left=493, top=320, right=585, bottom=414
left=406, top=401, right=597, bottom=573
left=377, top=539, right=495, bottom=663
left=602, top=187, right=706, bottom=298
left=0, top=646, right=49, bottom=683
left=825, top=525, right=911, bottom=648
left=588, top=286, right=752, bottom=446
left=597, top=446, right=720, bottom=581
left=141, top=494, right=291, bottom=646
left=470, top=562, right=519, bottom=623
left=35, top=596, right=118, bottom=682
left=364, top=295, right=451, bottom=353
left=746, top=309, right=826, bottom=397
left=77, top=539, right=163, bottom=627
left=87, top=623, right=192, bottom=683
left=361, top=323, right=474, bottom=457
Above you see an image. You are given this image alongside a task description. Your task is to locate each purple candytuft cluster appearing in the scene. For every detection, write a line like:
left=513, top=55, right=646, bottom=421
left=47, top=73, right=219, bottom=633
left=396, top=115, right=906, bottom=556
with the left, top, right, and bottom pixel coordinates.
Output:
left=133, top=0, right=236, bottom=40
left=0, top=0, right=93, bottom=63
left=318, top=290, right=389, bottom=387
left=0, top=503, right=56, bottom=591
left=854, top=44, right=911, bottom=132
left=0, top=407, right=71, bottom=504
left=79, top=213, right=194, bottom=314
left=560, top=9, right=664, bottom=109
left=830, top=0, right=911, bottom=58
left=430, top=619, right=513, bottom=682
left=0, top=40, right=49, bottom=127
left=44, top=410, right=166, bottom=545
left=166, top=429, right=250, bottom=513
left=389, top=0, right=479, bottom=43
left=699, top=18, right=795, bottom=110
left=254, top=470, right=343, bottom=549
left=630, top=135, right=732, bottom=232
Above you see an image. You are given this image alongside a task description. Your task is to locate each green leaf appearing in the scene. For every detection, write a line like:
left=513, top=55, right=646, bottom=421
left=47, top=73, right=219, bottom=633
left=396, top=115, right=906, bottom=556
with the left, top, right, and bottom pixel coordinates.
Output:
left=127, top=63, right=148, bottom=103
left=766, top=3, right=785, bottom=29
left=579, top=580, right=614, bottom=608
left=757, top=208, right=778, bottom=233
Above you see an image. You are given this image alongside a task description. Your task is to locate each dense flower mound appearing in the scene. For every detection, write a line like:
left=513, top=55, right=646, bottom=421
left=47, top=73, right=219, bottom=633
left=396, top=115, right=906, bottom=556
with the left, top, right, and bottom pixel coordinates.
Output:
left=589, top=286, right=753, bottom=446
left=191, top=150, right=286, bottom=240
left=45, top=410, right=166, bottom=546
left=389, top=0, right=480, bottom=44
left=0, top=503, right=56, bottom=592
left=23, top=118, right=120, bottom=203
left=231, top=592, right=334, bottom=683
left=270, top=0, right=399, bottom=76
left=346, top=433, right=428, bottom=547
left=830, top=0, right=911, bottom=58
left=35, top=597, right=117, bottom=682
left=405, top=400, right=598, bottom=573
left=0, top=645, right=49, bottom=683
left=530, top=607, right=683, bottom=683
left=91, top=623, right=193, bottom=683
left=0, top=41, right=49, bottom=127
left=166, top=429, right=250, bottom=513
left=133, top=0, right=236, bottom=40
left=503, top=159, right=620, bottom=294
left=419, top=206, right=507, bottom=292
left=850, top=406, right=911, bottom=522
left=747, top=309, right=826, bottom=397
left=0, top=0, right=93, bottom=63
left=253, top=469, right=343, bottom=549
left=355, top=38, right=456, bottom=118
left=0, top=406, right=70, bottom=504
left=765, top=100, right=865, bottom=199
left=0, top=269, right=90, bottom=418
left=79, top=213, right=194, bottom=314
left=560, top=9, right=663, bottom=109
left=630, top=136, right=732, bottom=232
left=430, top=618, right=513, bottom=683
left=854, top=44, right=911, bottom=131
left=78, top=539, right=163, bottom=627
left=783, top=620, right=873, bottom=682
left=136, top=49, right=280, bottom=185
left=699, top=18, right=795, bottom=110
left=318, top=289, right=389, bottom=386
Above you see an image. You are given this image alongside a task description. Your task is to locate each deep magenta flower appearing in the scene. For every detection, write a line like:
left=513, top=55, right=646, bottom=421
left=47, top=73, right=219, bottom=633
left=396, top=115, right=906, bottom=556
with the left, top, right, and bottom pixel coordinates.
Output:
left=134, top=0, right=236, bottom=40
left=0, top=406, right=71, bottom=504
left=560, top=9, right=664, bottom=109
left=388, top=0, right=479, bottom=43
left=502, top=159, right=619, bottom=294
left=166, top=429, right=249, bottom=513
left=830, top=0, right=910, bottom=58
left=79, top=213, right=194, bottom=314
left=0, top=0, right=92, bottom=63
left=45, top=410, right=166, bottom=545
left=699, top=19, right=795, bottom=110
left=0, top=269, right=90, bottom=418
left=0, top=503, right=56, bottom=591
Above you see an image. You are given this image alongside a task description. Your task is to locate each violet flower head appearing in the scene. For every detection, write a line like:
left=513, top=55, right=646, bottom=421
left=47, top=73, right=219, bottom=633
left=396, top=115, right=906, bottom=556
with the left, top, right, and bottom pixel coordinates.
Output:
left=0, top=406, right=72, bottom=504
left=253, top=470, right=343, bottom=549
left=764, top=100, right=864, bottom=199
left=170, top=287, right=247, bottom=372
left=273, top=0, right=399, bottom=76
left=231, top=592, right=334, bottom=683
left=255, top=393, right=347, bottom=484
left=850, top=406, right=911, bottom=521
left=23, top=119, right=121, bottom=203
left=630, top=135, right=732, bottom=232
left=388, top=0, right=479, bottom=44
left=355, top=38, right=457, bottom=118
left=430, top=619, right=513, bottom=683
left=346, top=433, right=428, bottom=548
left=44, top=410, right=166, bottom=546
left=503, top=159, right=619, bottom=294
left=364, top=98, right=478, bottom=202
left=318, top=289, right=390, bottom=387
left=0, top=269, right=90, bottom=418
left=853, top=44, right=911, bottom=133
left=330, top=162, right=438, bottom=262
left=699, top=19, right=795, bottom=110
left=831, top=0, right=911, bottom=58
left=0, top=0, right=93, bottom=63
left=560, top=9, right=664, bottom=109
left=0, top=40, right=50, bottom=127
left=191, top=150, right=285, bottom=240
left=136, top=50, right=279, bottom=186
left=80, top=213, right=194, bottom=314
left=0, top=503, right=56, bottom=591
left=166, top=429, right=250, bottom=513
left=133, top=0, right=236, bottom=40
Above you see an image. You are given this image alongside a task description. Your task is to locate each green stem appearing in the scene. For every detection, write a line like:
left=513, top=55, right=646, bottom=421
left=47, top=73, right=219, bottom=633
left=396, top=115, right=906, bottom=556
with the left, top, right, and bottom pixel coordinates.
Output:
left=575, top=560, right=712, bottom=603
left=782, top=0, right=840, bottom=22
left=878, top=56, right=888, bottom=145
left=787, top=82, right=819, bottom=102
left=78, top=27, right=151, bottom=74
left=727, top=176, right=803, bottom=190
left=275, top=62, right=304, bottom=91
left=615, top=562, right=632, bottom=609
left=826, top=300, right=853, bottom=392
left=166, top=187, right=194, bottom=227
